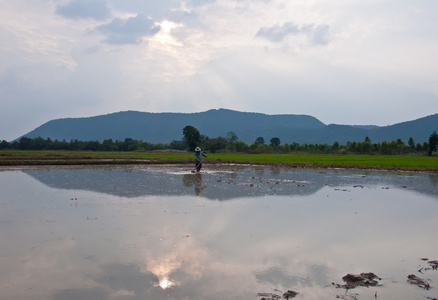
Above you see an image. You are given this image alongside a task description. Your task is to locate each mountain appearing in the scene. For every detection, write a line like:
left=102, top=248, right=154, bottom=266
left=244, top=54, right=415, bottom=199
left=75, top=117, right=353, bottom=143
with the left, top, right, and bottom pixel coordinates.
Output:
left=21, top=109, right=325, bottom=143
left=21, top=109, right=437, bottom=145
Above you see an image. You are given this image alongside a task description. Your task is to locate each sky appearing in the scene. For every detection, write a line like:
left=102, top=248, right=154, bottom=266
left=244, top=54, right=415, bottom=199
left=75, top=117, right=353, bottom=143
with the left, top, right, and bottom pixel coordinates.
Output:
left=1, top=0, right=438, bottom=141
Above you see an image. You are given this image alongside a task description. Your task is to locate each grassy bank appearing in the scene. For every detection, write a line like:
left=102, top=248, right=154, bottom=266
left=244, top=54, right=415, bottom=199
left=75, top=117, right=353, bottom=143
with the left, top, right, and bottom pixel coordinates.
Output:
left=216, top=153, right=438, bottom=171
left=0, top=150, right=437, bottom=172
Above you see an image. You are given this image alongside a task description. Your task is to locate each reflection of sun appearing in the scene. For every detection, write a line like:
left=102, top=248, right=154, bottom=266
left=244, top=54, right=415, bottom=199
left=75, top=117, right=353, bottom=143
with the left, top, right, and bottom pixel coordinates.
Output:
left=159, top=278, right=170, bottom=289
left=144, top=233, right=209, bottom=292
left=147, top=252, right=182, bottom=290
left=158, top=277, right=177, bottom=290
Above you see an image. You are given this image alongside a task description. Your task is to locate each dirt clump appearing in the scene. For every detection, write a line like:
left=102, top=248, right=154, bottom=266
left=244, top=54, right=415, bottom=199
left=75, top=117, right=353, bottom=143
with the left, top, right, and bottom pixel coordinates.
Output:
left=257, top=289, right=299, bottom=300
left=333, top=272, right=381, bottom=289
left=283, top=290, right=299, bottom=299
left=407, top=274, right=430, bottom=290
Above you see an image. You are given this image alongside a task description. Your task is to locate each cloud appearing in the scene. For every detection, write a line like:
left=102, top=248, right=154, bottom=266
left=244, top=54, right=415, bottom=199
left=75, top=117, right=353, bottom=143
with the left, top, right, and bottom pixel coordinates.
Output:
left=310, top=24, right=330, bottom=45
left=55, top=0, right=111, bottom=21
left=1, top=0, right=438, bottom=140
left=256, top=22, right=331, bottom=45
left=96, top=14, right=161, bottom=44
left=256, top=22, right=303, bottom=42
left=187, top=0, right=217, bottom=6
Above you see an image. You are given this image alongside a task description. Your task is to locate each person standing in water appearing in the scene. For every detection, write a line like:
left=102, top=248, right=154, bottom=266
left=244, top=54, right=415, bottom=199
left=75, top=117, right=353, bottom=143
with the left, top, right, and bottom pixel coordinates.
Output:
left=194, top=147, right=207, bottom=173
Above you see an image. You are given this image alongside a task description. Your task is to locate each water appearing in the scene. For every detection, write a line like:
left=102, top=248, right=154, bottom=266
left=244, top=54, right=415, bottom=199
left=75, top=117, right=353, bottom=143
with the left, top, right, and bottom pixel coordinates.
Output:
left=0, top=166, right=437, bottom=300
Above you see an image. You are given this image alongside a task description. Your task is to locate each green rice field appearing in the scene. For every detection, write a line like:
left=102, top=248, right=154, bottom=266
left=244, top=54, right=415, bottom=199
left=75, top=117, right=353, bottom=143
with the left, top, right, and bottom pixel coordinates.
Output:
left=1, top=150, right=437, bottom=171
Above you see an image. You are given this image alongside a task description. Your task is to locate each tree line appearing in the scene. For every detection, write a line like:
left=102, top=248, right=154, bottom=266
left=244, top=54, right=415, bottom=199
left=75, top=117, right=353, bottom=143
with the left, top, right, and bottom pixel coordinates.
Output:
left=1, top=127, right=437, bottom=156
left=181, top=126, right=438, bottom=156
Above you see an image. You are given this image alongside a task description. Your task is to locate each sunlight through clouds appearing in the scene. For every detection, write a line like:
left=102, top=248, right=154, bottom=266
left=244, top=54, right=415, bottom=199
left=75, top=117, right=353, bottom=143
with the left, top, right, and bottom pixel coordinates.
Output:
left=0, top=0, right=437, bottom=140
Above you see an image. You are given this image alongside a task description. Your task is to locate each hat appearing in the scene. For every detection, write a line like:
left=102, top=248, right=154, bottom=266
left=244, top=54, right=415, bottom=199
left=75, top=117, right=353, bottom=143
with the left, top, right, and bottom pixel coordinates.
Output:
left=195, top=147, right=201, bottom=151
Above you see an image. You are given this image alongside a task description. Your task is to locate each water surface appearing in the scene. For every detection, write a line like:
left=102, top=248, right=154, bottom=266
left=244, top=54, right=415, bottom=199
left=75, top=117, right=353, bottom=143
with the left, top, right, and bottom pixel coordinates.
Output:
left=0, top=166, right=437, bottom=300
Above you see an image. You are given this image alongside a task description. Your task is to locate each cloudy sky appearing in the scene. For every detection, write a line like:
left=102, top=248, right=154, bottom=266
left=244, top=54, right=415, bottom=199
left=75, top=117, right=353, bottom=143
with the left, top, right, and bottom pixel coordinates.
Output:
left=1, top=0, right=437, bottom=141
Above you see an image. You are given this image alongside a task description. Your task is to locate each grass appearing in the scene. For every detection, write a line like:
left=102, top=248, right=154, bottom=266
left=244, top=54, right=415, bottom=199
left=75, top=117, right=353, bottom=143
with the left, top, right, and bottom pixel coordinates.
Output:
left=0, top=150, right=194, bottom=166
left=0, top=150, right=437, bottom=171
left=214, top=153, right=438, bottom=170
left=0, top=150, right=186, bottom=158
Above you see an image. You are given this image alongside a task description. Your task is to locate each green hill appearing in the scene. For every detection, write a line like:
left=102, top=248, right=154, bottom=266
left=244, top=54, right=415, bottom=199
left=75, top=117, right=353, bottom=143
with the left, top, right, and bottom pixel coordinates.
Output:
left=21, top=109, right=438, bottom=145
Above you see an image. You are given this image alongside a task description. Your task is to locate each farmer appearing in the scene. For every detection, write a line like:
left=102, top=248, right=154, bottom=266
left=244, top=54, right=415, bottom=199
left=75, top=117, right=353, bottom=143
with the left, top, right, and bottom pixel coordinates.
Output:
left=194, top=147, right=207, bottom=173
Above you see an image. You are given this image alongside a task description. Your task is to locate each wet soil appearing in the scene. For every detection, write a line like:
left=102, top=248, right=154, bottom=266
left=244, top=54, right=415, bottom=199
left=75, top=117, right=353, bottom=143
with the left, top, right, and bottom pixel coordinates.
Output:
left=0, top=154, right=437, bottom=174
left=257, top=289, right=299, bottom=300
left=337, top=273, right=382, bottom=289
left=407, top=258, right=438, bottom=291
left=260, top=258, right=438, bottom=300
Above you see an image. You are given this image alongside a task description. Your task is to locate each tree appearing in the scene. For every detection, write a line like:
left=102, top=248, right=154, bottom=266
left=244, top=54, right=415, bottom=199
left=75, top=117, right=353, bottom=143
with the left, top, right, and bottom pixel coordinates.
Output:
left=118, top=138, right=136, bottom=151
left=200, top=134, right=209, bottom=146
left=227, top=131, right=238, bottom=144
left=428, top=131, right=438, bottom=156
left=234, top=141, right=248, bottom=152
left=102, top=139, right=118, bottom=151
left=282, top=143, right=290, bottom=153
left=255, top=137, right=265, bottom=145
left=84, top=140, right=100, bottom=151
left=423, top=141, right=429, bottom=152
left=183, top=125, right=201, bottom=151
left=408, top=137, right=415, bottom=152
left=170, top=140, right=187, bottom=150
left=270, top=137, right=281, bottom=148
left=0, top=140, right=10, bottom=150
left=18, top=137, right=33, bottom=150
left=205, top=137, right=227, bottom=153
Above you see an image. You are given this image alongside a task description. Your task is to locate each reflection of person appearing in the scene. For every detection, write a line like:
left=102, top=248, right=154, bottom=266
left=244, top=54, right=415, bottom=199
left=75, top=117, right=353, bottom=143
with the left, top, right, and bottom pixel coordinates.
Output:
left=194, top=147, right=207, bottom=173
left=182, top=173, right=206, bottom=196
left=194, top=173, right=204, bottom=196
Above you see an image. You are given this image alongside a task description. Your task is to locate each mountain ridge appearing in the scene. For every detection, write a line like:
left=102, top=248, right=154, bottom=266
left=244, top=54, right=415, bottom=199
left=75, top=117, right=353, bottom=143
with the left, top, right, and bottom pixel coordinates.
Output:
left=21, top=109, right=438, bottom=145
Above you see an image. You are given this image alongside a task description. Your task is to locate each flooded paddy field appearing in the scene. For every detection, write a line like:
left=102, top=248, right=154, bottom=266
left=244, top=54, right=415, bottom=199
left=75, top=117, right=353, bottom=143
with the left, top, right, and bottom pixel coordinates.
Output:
left=0, top=165, right=437, bottom=300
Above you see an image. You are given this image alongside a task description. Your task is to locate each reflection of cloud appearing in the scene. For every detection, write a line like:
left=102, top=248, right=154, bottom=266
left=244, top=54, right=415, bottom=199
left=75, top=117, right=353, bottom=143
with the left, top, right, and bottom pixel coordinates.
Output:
left=147, top=252, right=182, bottom=289
left=255, top=262, right=331, bottom=289
left=144, top=233, right=210, bottom=290
left=53, top=287, right=108, bottom=300
left=96, top=263, right=156, bottom=296
left=2, top=170, right=438, bottom=299
left=55, top=263, right=156, bottom=299
left=255, top=266, right=309, bottom=287
left=0, top=238, right=80, bottom=300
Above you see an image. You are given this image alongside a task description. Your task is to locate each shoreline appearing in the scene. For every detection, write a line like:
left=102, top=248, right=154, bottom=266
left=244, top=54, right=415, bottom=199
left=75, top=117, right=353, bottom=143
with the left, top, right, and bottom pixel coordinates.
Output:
left=1, top=158, right=437, bottom=174
left=1, top=150, right=437, bottom=173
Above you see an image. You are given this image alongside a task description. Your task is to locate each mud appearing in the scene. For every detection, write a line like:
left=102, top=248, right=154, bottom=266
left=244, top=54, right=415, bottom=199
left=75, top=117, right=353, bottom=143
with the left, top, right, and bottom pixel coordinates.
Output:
left=1, top=154, right=437, bottom=174
left=340, top=273, right=382, bottom=288
left=331, top=259, right=438, bottom=299
left=332, top=272, right=381, bottom=300
left=257, top=289, right=299, bottom=300
left=407, top=274, right=430, bottom=290
left=407, top=258, right=438, bottom=291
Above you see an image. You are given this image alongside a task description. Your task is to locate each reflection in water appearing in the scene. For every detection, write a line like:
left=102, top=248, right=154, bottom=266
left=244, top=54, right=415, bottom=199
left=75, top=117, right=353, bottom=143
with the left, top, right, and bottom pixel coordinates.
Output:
left=0, top=167, right=437, bottom=300
left=183, top=173, right=206, bottom=196
left=148, top=252, right=181, bottom=289
left=21, top=166, right=438, bottom=199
